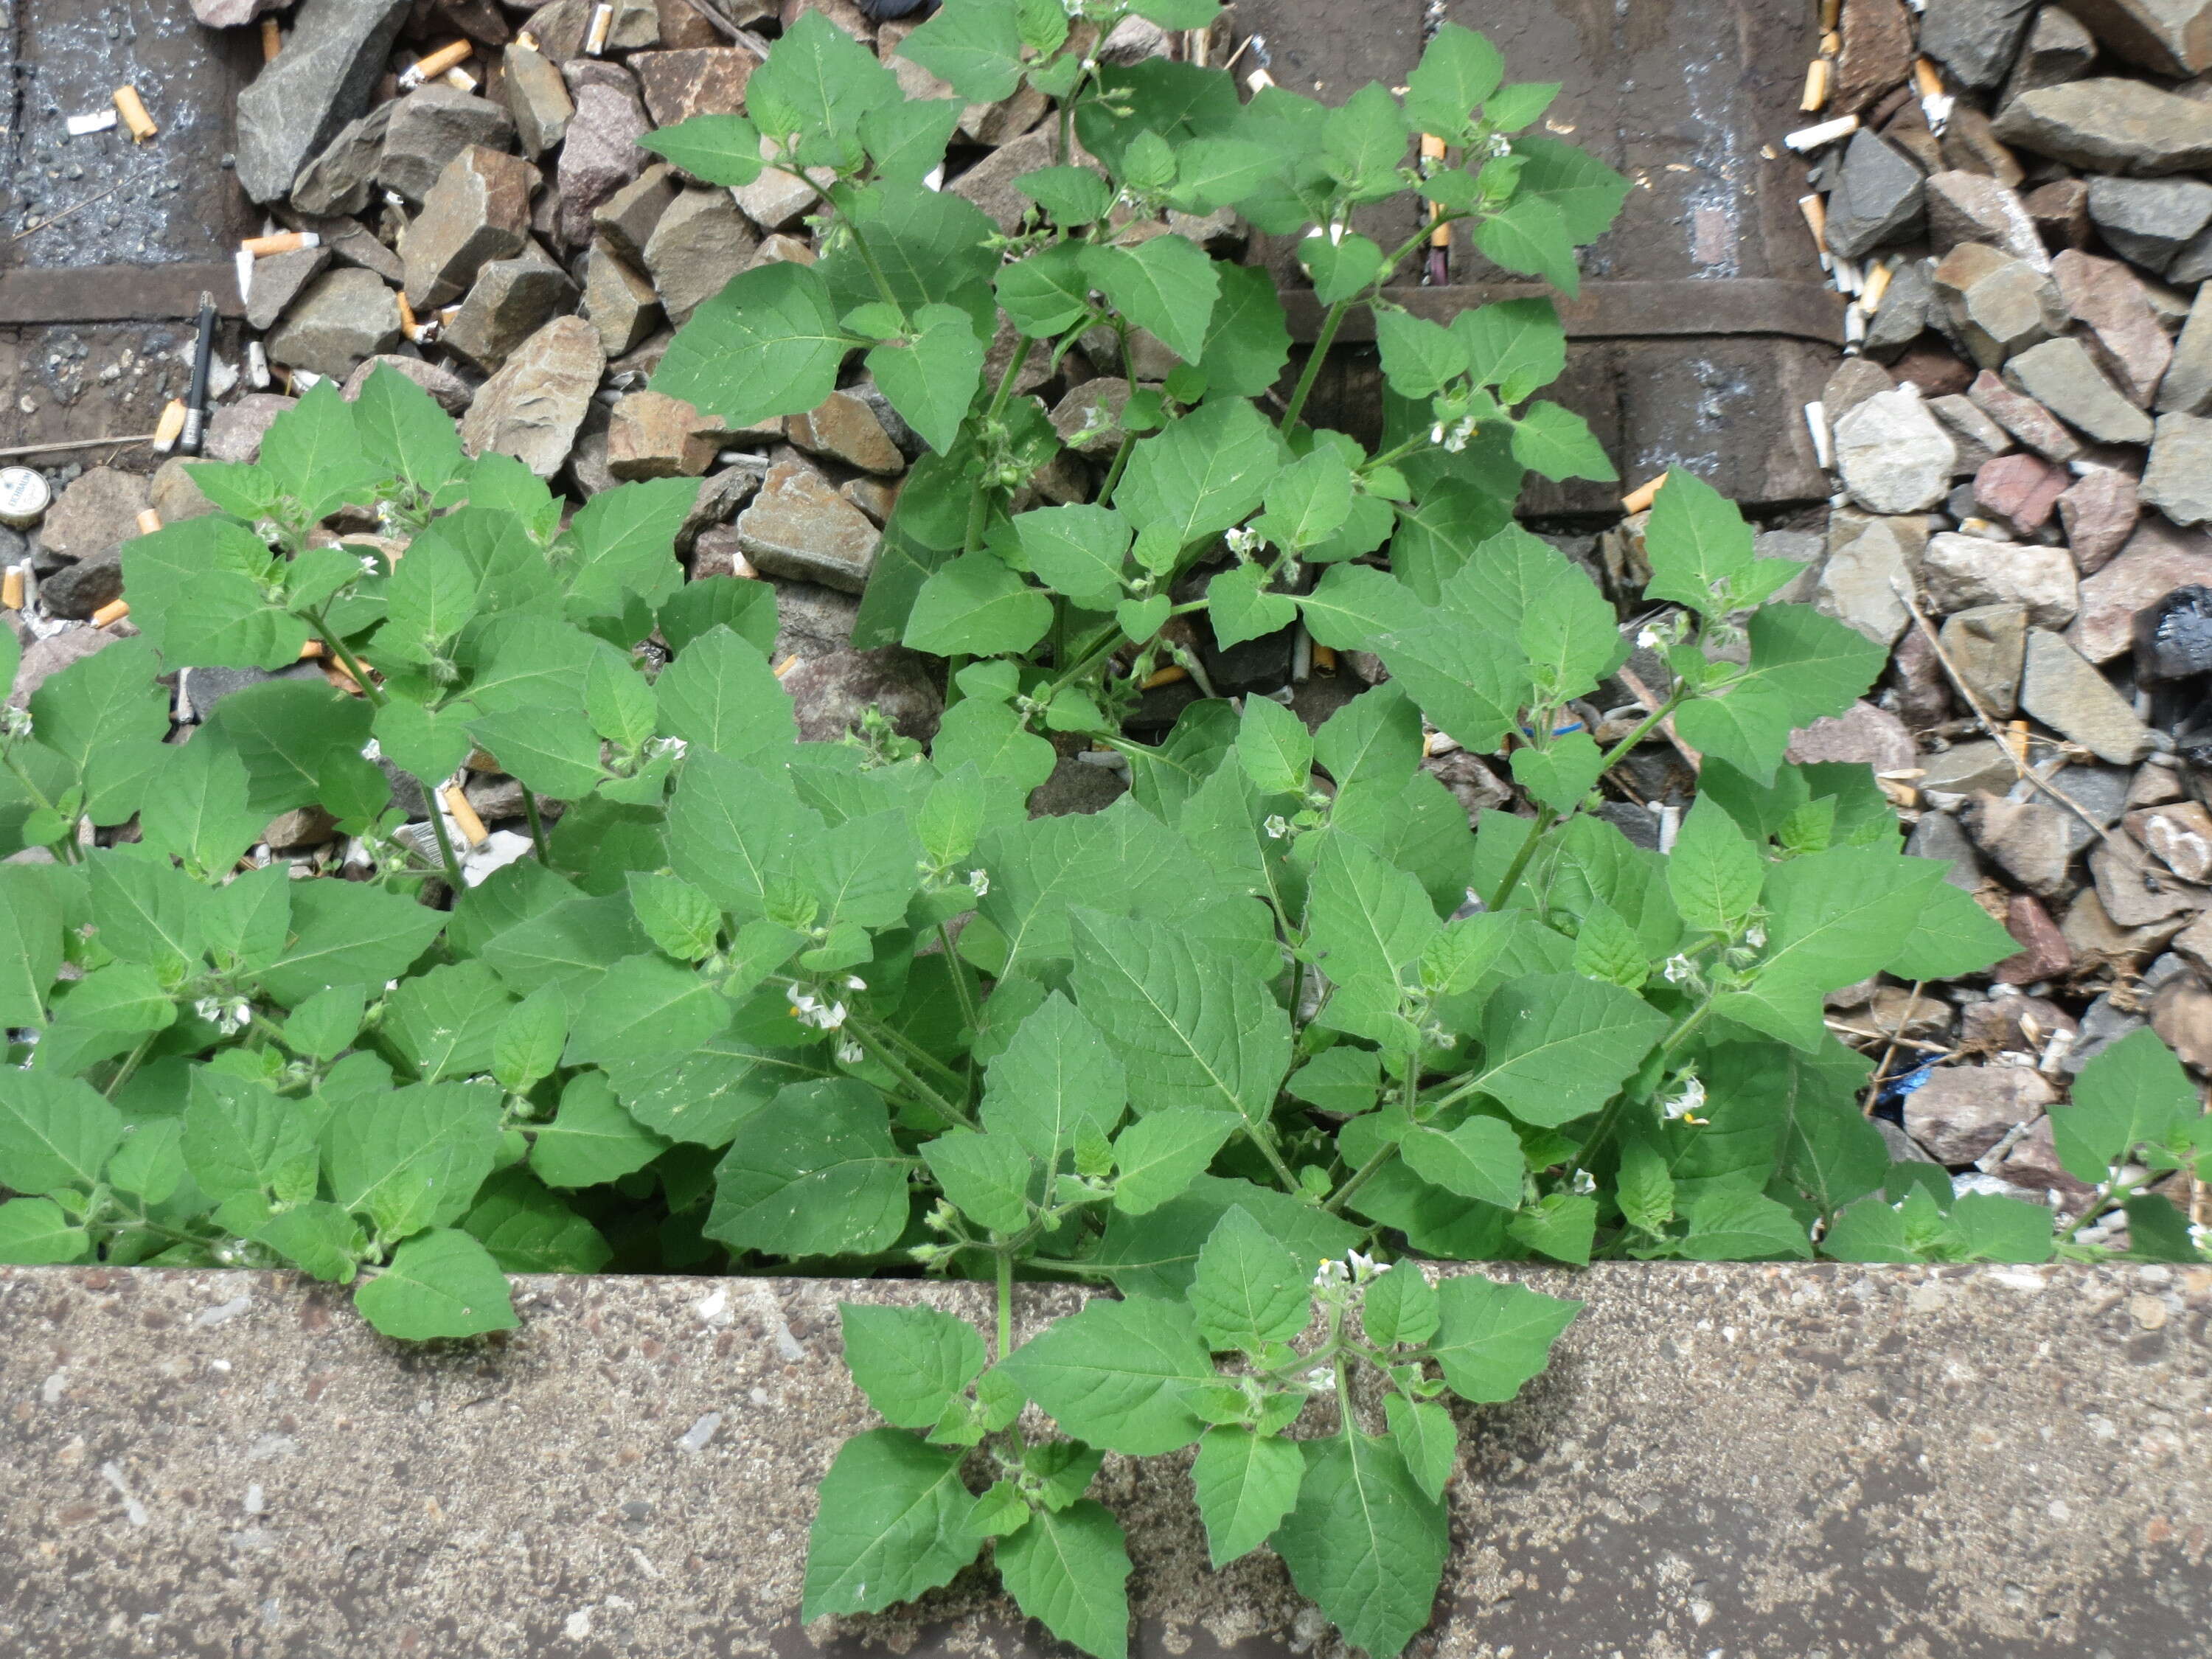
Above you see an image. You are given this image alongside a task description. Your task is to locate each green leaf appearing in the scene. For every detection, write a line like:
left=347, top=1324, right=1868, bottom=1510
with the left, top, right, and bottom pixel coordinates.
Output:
left=0, top=865, right=63, bottom=1029
left=904, top=554, right=1052, bottom=657
left=922, top=1128, right=1034, bottom=1234
left=355, top=361, right=464, bottom=496
left=1512, top=135, right=1632, bottom=241
left=1189, top=1206, right=1310, bottom=1351
left=1374, top=309, right=1466, bottom=400
left=1666, top=799, right=1764, bottom=938
left=1013, top=504, right=1130, bottom=611
left=1321, top=82, right=1409, bottom=198
left=1298, top=564, right=1427, bottom=653
left=1643, top=467, right=1754, bottom=615
left=324, top=1081, right=504, bottom=1241
left=251, top=1200, right=367, bottom=1281
left=2051, top=1026, right=2198, bottom=1185
left=1111, top=1108, right=1239, bottom=1216
left=658, top=576, right=779, bottom=660
left=383, top=959, right=511, bottom=1083
left=1430, top=1273, right=1579, bottom=1402
left=1017, top=165, right=1116, bottom=226
left=0, top=1071, right=123, bottom=1197
left=1404, top=24, right=1505, bottom=139
left=996, top=244, right=1096, bottom=338
left=840, top=1302, right=988, bottom=1430
left=1886, top=878, right=2020, bottom=981
left=54, top=961, right=175, bottom=1035
left=900, top=0, right=1024, bottom=100
left=370, top=698, right=472, bottom=785
left=866, top=302, right=984, bottom=456
left=1192, top=262, right=1292, bottom=399
left=1234, top=694, right=1312, bottom=796
left=464, top=1168, right=612, bottom=1273
left=706, top=1078, right=908, bottom=1258
left=998, top=1294, right=1215, bottom=1454
left=258, top=876, right=446, bottom=1007
left=1510, top=400, right=1614, bottom=482
left=1079, top=237, right=1220, bottom=365
left=1116, top=396, right=1284, bottom=550
left=562, top=952, right=729, bottom=1069
left=801, top=1430, right=982, bottom=1620
left=862, top=97, right=964, bottom=186
left=1399, top=1117, right=1523, bottom=1208
left=1675, top=605, right=1888, bottom=784
left=0, top=1195, right=88, bottom=1265
left=181, top=1071, right=324, bottom=1205
left=1069, top=909, right=1291, bottom=1130
left=121, top=517, right=304, bottom=669
left=529, top=1071, right=670, bottom=1189
left=1677, top=1191, right=1815, bottom=1260
left=137, top=737, right=264, bottom=880
left=1192, top=1427, right=1303, bottom=1568
left=748, top=8, right=897, bottom=147
left=282, top=983, right=366, bottom=1061
left=491, top=986, right=568, bottom=1095
left=565, top=476, right=697, bottom=617
left=1509, top=731, right=1604, bottom=815
left=654, top=624, right=796, bottom=764
left=1273, top=1433, right=1448, bottom=1659
left=996, top=1500, right=1133, bottom=1659
left=1474, top=195, right=1579, bottom=296
left=1506, top=1190, right=1597, bottom=1264
left=1255, top=449, right=1355, bottom=553
left=639, top=113, right=766, bottom=185
left=1385, top=1394, right=1458, bottom=1502
left=467, top=703, right=605, bottom=800
left=355, top=1228, right=518, bottom=1340
left=1454, top=298, right=1565, bottom=406
left=1360, top=1264, right=1439, bottom=1346
left=204, top=680, right=374, bottom=815
left=655, top=262, right=849, bottom=430
left=1206, top=565, right=1298, bottom=650
left=1467, top=974, right=1666, bottom=1127
left=1298, top=232, right=1386, bottom=304
left=627, top=872, right=720, bottom=964
left=981, top=992, right=1128, bottom=1164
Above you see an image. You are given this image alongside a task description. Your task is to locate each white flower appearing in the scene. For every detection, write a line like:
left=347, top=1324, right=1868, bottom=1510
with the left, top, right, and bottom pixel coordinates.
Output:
left=1636, top=625, right=1663, bottom=651
left=1, top=706, right=32, bottom=742
left=359, top=737, right=382, bottom=764
left=2190, top=1222, right=2209, bottom=1252
left=1304, top=1365, right=1335, bottom=1389
left=967, top=868, right=990, bottom=898
left=359, top=553, right=381, bottom=576
left=1661, top=1074, right=1708, bottom=1124
left=790, top=992, right=849, bottom=1031
left=1661, top=953, right=1697, bottom=985
left=1430, top=422, right=1447, bottom=445
left=836, top=1037, right=864, bottom=1065
left=645, top=735, right=689, bottom=762
left=1570, top=1169, right=1596, bottom=1194
left=1436, top=416, right=1478, bottom=453
left=1312, top=1256, right=1350, bottom=1288
left=193, top=996, right=251, bottom=1037
left=1486, top=132, right=1512, bottom=159
left=1264, top=814, right=1292, bottom=841
left=844, top=974, right=868, bottom=992
left=1225, top=526, right=1263, bottom=558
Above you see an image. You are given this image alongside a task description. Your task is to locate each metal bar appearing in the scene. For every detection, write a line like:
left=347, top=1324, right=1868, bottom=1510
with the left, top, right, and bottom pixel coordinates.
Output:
left=1279, top=279, right=1847, bottom=347
left=0, top=264, right=246, bottom=326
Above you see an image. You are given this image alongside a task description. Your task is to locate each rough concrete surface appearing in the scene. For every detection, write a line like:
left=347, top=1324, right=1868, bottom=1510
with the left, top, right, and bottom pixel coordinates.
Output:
left=2, top=1262, right=2206, bottom=1658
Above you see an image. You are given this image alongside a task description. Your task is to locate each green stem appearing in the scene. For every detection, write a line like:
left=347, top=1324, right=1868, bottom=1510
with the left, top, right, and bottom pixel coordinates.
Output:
left=523, top=790, right=550, bottom=863
left=1248, top=1121, right=1304, bottom=1195
left=850, top=1018, right=977, bottom=1130
left=419, top=787, right=467, bottom=893
left=0, top=743, right=79, bottom=863
left=1096, top=431, right=1135, bottom=507
left=307, top=611, right=386, bottom=710
left=2058, top=1170, right=2152, bottom=1244
left=939, top=922, right=982, bottom=1040
left=1486, top=804, right=1558, bottom=912
left=1324, top=1142, right=1397, bottom=1216
left=996, top=1248, right=1015, bottom=1361
left=1282, top=299, right=1349, bottom=431
left=102, top=1032, right=157, bottom=1100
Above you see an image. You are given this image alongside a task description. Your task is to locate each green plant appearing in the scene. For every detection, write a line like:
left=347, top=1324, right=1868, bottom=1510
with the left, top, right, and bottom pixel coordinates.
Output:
left=0, top=3, right=2204, bottom=1655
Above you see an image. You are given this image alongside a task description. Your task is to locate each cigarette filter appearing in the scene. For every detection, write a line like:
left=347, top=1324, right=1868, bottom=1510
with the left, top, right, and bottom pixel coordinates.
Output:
left=112, top=86, right=159, bottom=142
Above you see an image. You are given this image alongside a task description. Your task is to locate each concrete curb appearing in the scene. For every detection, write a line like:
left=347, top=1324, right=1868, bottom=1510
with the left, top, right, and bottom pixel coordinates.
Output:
left=3, top=1262, right=2207, bottom=1657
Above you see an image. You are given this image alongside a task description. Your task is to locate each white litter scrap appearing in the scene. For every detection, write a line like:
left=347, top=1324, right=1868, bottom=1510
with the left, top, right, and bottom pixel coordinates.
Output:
left=1784, top=113, right=1857, bottom=153
left=66, top=109, right=119, bottom=136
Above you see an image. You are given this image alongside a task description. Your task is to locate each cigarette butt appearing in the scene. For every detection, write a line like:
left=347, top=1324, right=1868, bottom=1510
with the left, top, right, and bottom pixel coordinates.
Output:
left=585, top=2, right=613, bottom=54
left=260, top=16, right=281, bottom=60
left=1801, top=58, right=1830, bottom=113
left=113, top=86, right=158, bottom=142
left=66, top=109, right=119, bottom=136
left=1798, top=191, right=1829, bottom=254
left=1784, top=113, right=1857, bottom=153
left=247, top=339, right=271, bottom=389
left=397, top=292, right=418, bottom=335
left=1820, top=0, right=1840, bottom=28
left=2, top=568, right=23, bottom=611
left=1419, top=133, right=1447, bottom=161
left=1913, top=57, right=1944, bottom=99
left=1141, top=664, right=1188, bottom=689
left=1820, top=29, right=1841, bottom=55
left=1621, top=473, right=1669, bottom=515
left=442, top=785, right=489, bottom=849
left=1312, top=643, right=1338, bottom=673
left=134, top=509, right=162, bottom=536
left=1429, top=206, right=1451, bottom=248
left=411, top=39, right=474, bottom=82
left=299, top=639, right=326, bottom=660
left=442, top=67, right=478, bottom=93
left=773, top=653, right=800, bottom=679
left=516, top=29, right=539, bottom=50
left=151, top=398, right=189, bottom=454
left=2006, top=719, right=2031, bottom=765
left=1804, top=400, right=1833, bottom=469
left=1246, top=67, right=1276, bottom=92
left=241, top=230, right=315, bottom=257
left=92, top=599, right=131, bottom=627
left=1861, top=259, right=1894, bottom=310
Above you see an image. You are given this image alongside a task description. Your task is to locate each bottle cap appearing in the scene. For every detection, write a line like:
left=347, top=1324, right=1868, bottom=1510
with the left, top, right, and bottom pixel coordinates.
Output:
left=0, top=467, right=51, bottom=529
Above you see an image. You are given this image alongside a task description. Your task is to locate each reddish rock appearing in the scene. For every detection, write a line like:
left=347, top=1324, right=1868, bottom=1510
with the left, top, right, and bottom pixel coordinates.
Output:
left=1783, top=700, right=1917, bottom=771
left=1905, top=1065, right=2057, bottom=1164
left=557, top=79, right=650, bottom=248
left=2129, top=801, right=2212, bottom=882
left=1994, top=1116, right=2096, bottom=1203
left=1961, top=992, right=2078, bottom=1051
left=2051, top=249, right=2173, bottom=406
left=1890, top=339, right=1979, bottom=399
left=1995, top=892, right=2073, bottom=984
left=1967, top=369, right=2084, bottom=463
left=2149, top=975, right=2212, bottom=1071
left=630, top=47, right=763, bottom=127
left=2067, top=515, right=2212, bottom=661
left=785, top=391, right=904, bottom=476
left=608, top=390, right=722, bottom=479
left=1974, top=452, right=2069, bottom=530
left=2023, top=178, right=2093, bottom=250
left=2056, top=468, right=2140, bottom=573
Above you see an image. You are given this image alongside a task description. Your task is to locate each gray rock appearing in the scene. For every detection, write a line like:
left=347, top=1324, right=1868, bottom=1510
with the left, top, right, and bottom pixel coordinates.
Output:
left=243, top=244, right=333, bottom=333
left=2061, top=0, right=2212, bottom=77
left=40, top=553, right=124, bottom=621
left=642, top=188, right=756, bottom=324
left=235, top=0, right=412, bottom=203
left=1923, top=737, right=2021, bottom=793
left=265, top=268, right=403, bottom=381
left=1930, top=392, right=2015, bottom=473
left=458, top=316, right=606, bottom=478
left=949, top=128, right=1060, bottom=236
left=2003, top=337, right=2156, bottom=444
left=582, top=242, right=664, bottom=357
left=2160, top=283, right=2212, bottom=416
left=1821, top=356, right=1895, bottom=425
left=1969, top=793, right=2079, bottom=894
left=10, top=627, right=122, bottom=707
left=339, top=355, right=474, bottom=414
left=1905, top=1065, right=2056, bottom=1164
left=1906, top=807, right=1985, bottom=889
left=1824, top=130, right=1927, bottom=260
left=2130, top=800, right=2212, bottom=882
left=737, top=460, right=880, bottom=592
left=731, top=163, right=823, bottom=234
left=192, top=0, right=284, bottom=24
left=1926, top=172, right=2050, bottom=268
left=2020, top=628, right=2154, bottom=762
left=784, top=392, right=903, bottom=476
left=308, top=215, right=406, bottom=285
left=204, top=395, right=297, bottom=465
left=502, top=43, right=575, bottom=160
left=1817, top=510, right=1925, bottom=644
left=148, top=460, right=218, bottom=526
left=767, top=580, right=942, bottom=743
left=1923, top=531, right=2079, bottom=627
left=2092, top=840, right=2210, bottom=925
left=401, top=145, right=538, bottom=310
left=2168, top=219, right=2212, bottom=285
left=1784, top=700, right=1916, bottom=770
left=2056, top=467, right=2140, bottom=572
left=1967, top=367, right=2084, bottom=462
left=1920, top=0, right=2040, bottom=86
left=288, top=105, right=393, bottom=219
left=593, top=166, right=678, bottom=263
left=1931, top=242, right=2067, bottom=367
left=1051, top=379, right=1132, bottom=456
left=38, top=467, right=148, bottom=564
left=1993, top=78, right=2212, bottom=175
left=2141, top=411, right=2212, bottom=526
left=557, top=80, right=650, bottom=249
left=1863, top=256, right=1934, bottom=361
left=2051, top=249, right=2174, bottom=408
left=2003, top=6, right=2098, bottom=102
left=442, top=250, right=580, bottom=372
left=631, top=46, right=765, bottom=128
left=1832, top=386, right=1958, bottom=512
left=2085, top=176, right=2212, bottom=275
left=1940, top=602, right=2029, bottom=714
left=375, top=87, right=517, bottom=204
left=2070, top=515, right=2212, bottom=660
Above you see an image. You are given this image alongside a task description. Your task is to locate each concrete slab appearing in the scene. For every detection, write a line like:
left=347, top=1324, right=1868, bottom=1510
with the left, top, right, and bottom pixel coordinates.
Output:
left=3, top=1262, right=2205, bottom=1656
